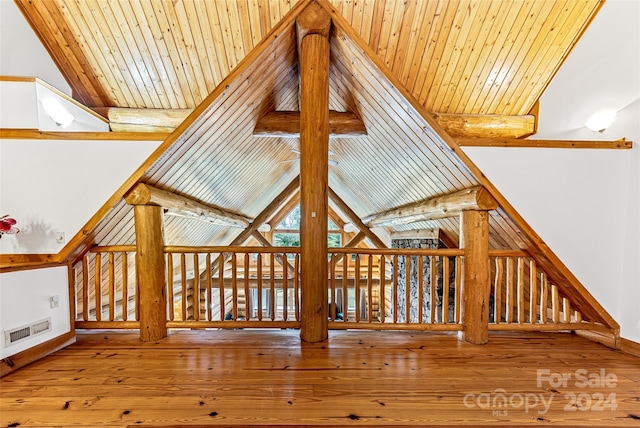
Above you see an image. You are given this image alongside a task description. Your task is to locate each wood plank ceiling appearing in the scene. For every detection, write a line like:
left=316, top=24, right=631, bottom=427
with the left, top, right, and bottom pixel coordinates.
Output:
left=12, top=0, right=603, bottom=249
left=17, top=0, right=601, bottom=115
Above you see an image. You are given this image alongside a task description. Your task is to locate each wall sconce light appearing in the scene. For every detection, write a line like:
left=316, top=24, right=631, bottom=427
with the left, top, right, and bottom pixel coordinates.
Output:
left=585, top=109, right=616, bottom=133
left=42, top=97, right=74, bottom=127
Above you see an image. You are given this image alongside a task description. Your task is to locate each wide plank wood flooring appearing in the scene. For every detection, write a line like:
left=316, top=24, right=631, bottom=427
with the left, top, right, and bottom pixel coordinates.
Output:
left=1, top=330, right=639, bottom=427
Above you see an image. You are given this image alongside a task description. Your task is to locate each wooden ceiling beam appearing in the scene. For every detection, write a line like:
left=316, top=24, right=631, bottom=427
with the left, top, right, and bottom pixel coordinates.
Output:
left=328, top=187, right=387, bottom=249
left=267, top=190, right=301, bottom=230
left=85, top=107, right=545, bottom=141
left=124, top=183, right=251, bottom=228
left=230, top=175, right=301, bottom=246
left=456, top=137, right=633, bottom=149
left=362, top=186, right=498, bottom=228
left=93, top=107, right=191, bottom=133
left=253, top=111, right=367, bottom=138
left=431, top=113, right=535, bottom=139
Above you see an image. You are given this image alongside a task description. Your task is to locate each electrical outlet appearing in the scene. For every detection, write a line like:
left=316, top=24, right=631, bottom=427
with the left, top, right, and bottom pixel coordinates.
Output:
left=55, top=231, right=65, bottom=244
left=50, top=295, right=59, bottom=308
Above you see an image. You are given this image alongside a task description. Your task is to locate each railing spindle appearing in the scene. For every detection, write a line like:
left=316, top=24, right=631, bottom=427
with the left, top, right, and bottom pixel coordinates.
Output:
left=294, top=253, right=300, bottom=321
left=540, top=272, right=548, bottom=324
left=418, top=255, right=424, bottom=323
left=380, top=255, right=385, bottom=323
left=283, top=253, right=289, bottom=321
left=563, top=298, right=571, bottom=323
left=342, top=252, right=348, bottom=321
left=180, top=253, right=187, bottom=321
left=393, top=255, right=398, bottom=324
left=330, top=254, right=336, bottom=320
left=443, top=256, right=450, bottom=324
left=367, top=254, right=373, bottom=323
left=455, top=256, right=461, bottom=324
left=206, top=254, right=212, bottom=321
left=493, top=257, right=503, bottom=324
left=167, top=253, right=174, bottom=321
left=529, top=260, right=537, bottom=323
left=355, top=254, right=361, bottom=322
left=430, top=256, right=436, bottom=324
left=95, top=253, right=102, bottom=322
left=574, top=310, right=582, bottom=323
left=122, top=252, right=128, bottom=321
left=244, top=253, right=250, bottom=320
left=505, top=257, right=514, bottom=323
left=193, top=254, right=200, bottom=322
left=219, top=254, right=225, bottom=321
left=257, top=253, right=263, bottom=321
left=108, top=253, right=115, bottom=321
left=405, top=255, right=411, bottom=323
left=82, top=256, right=89, bottom=321
left=232, top=253, right=238, bottom=321
left=552, top=284, right=560, bottom=323
left=270, top=253, right=275, bottom=321
left=517, top=257, right=525, bottom=324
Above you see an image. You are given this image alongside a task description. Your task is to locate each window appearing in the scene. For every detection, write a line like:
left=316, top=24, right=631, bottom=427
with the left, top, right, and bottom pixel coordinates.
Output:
left=273, top=205, right=342, bottom=248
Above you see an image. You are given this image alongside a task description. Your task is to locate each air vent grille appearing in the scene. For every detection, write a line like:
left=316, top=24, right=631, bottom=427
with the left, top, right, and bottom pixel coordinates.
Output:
left=4, top=317, right=52, bottom=347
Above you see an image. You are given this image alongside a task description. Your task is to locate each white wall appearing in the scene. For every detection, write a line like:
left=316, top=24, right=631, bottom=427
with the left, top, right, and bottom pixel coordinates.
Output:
left=0, top=0, right=71, bottom=95
left=0, top=267, right=70, bottom=358
left=0, top=139, right=160, bottom=253
left=464, top=0, right=640, bottom=342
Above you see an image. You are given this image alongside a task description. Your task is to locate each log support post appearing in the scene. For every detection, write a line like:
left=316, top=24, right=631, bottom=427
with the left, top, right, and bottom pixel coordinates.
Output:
left=298, top=2, right=331, bottom=343
left=459, top=210, right=490, bottom=344
left=132, top=204, right=167, bottom=342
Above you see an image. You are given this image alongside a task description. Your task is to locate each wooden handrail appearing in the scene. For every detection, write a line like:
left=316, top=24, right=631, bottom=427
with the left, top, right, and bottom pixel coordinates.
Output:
left=330, top=248, right=464, bottom=256
left=164, top=246, right=300, bottom=254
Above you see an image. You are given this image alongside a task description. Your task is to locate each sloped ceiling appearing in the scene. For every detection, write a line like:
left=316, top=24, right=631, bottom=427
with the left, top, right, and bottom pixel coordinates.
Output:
left=9, top=0, right=615, bottom=328
left=15, top=0, right=601, bottom=115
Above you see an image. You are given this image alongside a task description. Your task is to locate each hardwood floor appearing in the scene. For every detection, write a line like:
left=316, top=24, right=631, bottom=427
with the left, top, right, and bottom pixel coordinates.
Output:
left=1, top=330, right=639, bottom=427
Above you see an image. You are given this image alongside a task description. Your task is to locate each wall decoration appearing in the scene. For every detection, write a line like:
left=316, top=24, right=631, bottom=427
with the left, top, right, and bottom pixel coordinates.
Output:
left=0, top=215, right=20, bottom=238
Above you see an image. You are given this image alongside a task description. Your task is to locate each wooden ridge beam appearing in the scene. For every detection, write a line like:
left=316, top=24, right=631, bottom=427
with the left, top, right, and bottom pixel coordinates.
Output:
left=431, top=113, right=535, bottom=139
left=362, top=186, right=498, bottom=228
left=253, top=111, right=367, bottom=138
left=456, top=137, right=633, bottom=149
left=124, top=183, right=250, bottom=228
left=328, top=187, right=387, bottom=249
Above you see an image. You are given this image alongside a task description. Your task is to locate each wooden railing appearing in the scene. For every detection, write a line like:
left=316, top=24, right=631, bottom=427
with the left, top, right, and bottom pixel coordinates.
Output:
left=74, top=246, right=139, bottom=329
left=488, top=251, right=587, bottom=330
left=327, top=248, right=463, bottom=330
left=164, top=246, right=300, bottom=329
left=73, top=246, right=606, bottom=333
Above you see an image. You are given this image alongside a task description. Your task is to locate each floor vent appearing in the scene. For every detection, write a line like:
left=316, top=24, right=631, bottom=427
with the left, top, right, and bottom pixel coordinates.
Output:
left=4, top=318, right=52, bottom=347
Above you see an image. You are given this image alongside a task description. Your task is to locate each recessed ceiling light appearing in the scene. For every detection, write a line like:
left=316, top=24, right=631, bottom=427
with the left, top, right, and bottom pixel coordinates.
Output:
left=42, top=98, right=74, bottom=127
left=585, top=109, right=616, bottom=133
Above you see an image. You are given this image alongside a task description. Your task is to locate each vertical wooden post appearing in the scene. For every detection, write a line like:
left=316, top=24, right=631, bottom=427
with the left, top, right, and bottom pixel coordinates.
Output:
left=298, top=2, right=331, bottom=343
left=459, top=210, right=490, bottom=344
left=133, top=205, right=167, bottom=342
